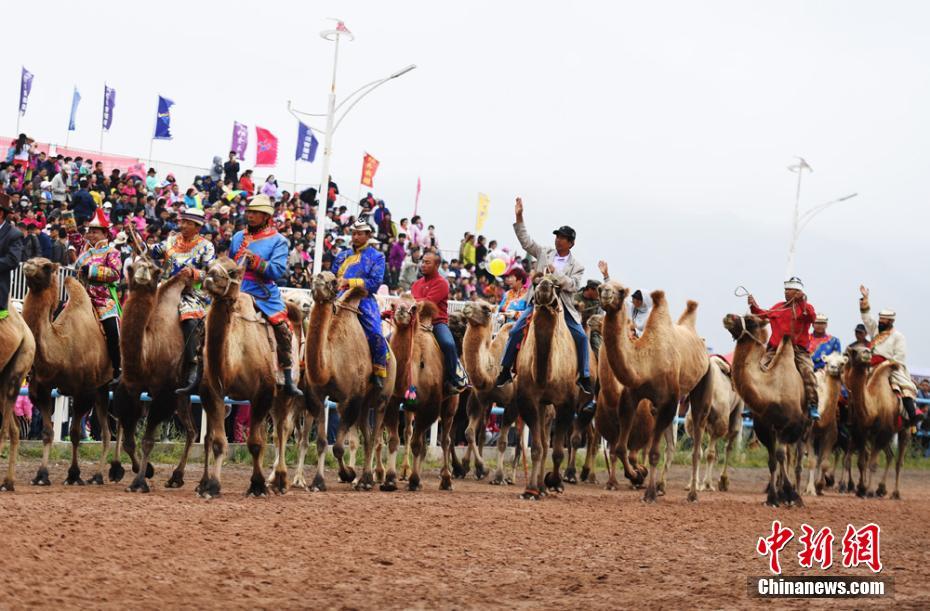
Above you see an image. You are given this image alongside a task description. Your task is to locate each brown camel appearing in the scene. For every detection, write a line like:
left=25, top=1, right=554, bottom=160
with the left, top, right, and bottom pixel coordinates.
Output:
left=804, top=351, right=845, bottom=496
left=304, top=271, right=396, bottom=492
left=513, top=276, right=596, bottom=499
left=585, top=313, right=656, bottom=491
left=21, top=258, right=113, bottom=486
left=379, top=298, right=459, bottom=491
left=112, top=255, right=196, bottom=493
left=844, top=345, right=909, bottom=499
left=460, top=301, right=525, bottom=485
left=199, top=256, right=291, bottom=498
left=723, top=314, right=807, bottom=506
left=0, top=305, right=35, bottom=492
left=599, top=282, right=714, bottom=502
left=685, top=355, right=744, bottom=492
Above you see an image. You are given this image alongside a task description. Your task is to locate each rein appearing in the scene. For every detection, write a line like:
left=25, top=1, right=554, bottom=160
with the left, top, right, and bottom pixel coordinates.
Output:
left=734, top=315, right=767, bottom=348
left=209, top=263, right=241, bottom=298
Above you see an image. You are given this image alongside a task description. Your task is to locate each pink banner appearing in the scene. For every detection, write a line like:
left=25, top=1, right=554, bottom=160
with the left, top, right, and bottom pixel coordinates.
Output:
left=2, top=136, right=138, bottom=175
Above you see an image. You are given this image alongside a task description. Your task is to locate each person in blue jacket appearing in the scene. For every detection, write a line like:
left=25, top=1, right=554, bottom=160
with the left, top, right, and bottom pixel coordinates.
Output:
left=229, top=194, right=302, bottom=396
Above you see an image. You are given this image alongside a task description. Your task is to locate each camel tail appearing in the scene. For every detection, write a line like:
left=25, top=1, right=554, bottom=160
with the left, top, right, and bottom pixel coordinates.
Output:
left=677, top=300, right=698, bottom=328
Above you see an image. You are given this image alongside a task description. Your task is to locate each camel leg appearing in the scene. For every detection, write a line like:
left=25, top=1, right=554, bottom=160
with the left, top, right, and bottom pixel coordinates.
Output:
left=545, top=407, right=572, bottom=493
left=111, top=385, right=145, bottom=482
left=891, top=431, right=907, bottom=500
left=308, top=395, right=329, bottom=492
left=855, top=437, right=870, bottom=498
left=346, top=425, right=360, bottom=473
left=754, top=423, right=779, bottom=506
left=519, top=403, right=543, bottom=500
left=197, top=388, right=227, bottom=498
left=127, top=392, right=171, bottom=493
left=354, top=404, right=376, bottom=492
left=333, top=399, right=360, bottom=484
left=643, top=400, right=676, bottom=503
left=805, top=436, right=817, bottom=496
left=268, top=396, right=294, bottom=494
left=164, top=397, right=195, bottom=489
left=407, top=414, right=429, bottom=492
left=1, top=391, right=17, bottom=492
left=791, top=440, right=805, bottom=506
left=290, top=414, right=309, bottom=488
left=511, top=416, right=528, bottom=485
left=704, top=435, right=718, bottom=491
left=379, top=397, right=401, bottom=492
left=565, top=418, right=581, bottom=485
left=399, top=412, right=414, bottom=481
left=245, top=394, right=272, bottom=497
left=661, top=422, right=675, bottom=496
left=580, top=425, right=598, bottom=483
left=605, top=441, right=621, bottom=491
left=65, top=394, right=95, bottom=486
left=490, top=406, right=516, bottom=485
left=685, top=368, right=713, bottom=502
left=87, top=388, right=111, bottom=485
left=29, top=384, right=54, bottom=486
left=719, top=432, right=736, bottom=492
left=439, top=397, right=458, bottom=490
left=874, top=443, right=894, bottom=498
left=462, top=392, right=480, bottom=479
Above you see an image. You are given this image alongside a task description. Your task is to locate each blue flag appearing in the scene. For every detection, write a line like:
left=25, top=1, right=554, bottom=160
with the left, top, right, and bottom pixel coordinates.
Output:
left=19, top=67, right=34, bottom=116
left=295, top=121, right=319, bottom=162
left=68, top=87, right=81, bottom=131
left=102, top=85, right=116, bottom=131
left=153, top=95, right=175, bottom=140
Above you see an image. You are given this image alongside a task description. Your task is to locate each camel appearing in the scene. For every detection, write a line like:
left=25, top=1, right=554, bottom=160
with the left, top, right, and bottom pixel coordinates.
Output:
left=723, top=314, right=807, bottom=506
left=378, top=298, right=459, bottom=491
left=684, top=355, right=744, bottom=492
left=585, top=314, right=660, bottom=491
left=804, top=351, right=845, bottom=496
left=304, top=271, right=396, bottom=492
left=21, top=258, right=114, bottom=486
left=0, top=306, right=35, bottom=492
left=459, top=301, right=525, bottom=485
left=844, top=345, right=909, bottom=499
left=599, top=281, right=714, bottom=502
left=112, top=255, right=197, bottom=493
left=512, top=275, right=597, bottom=499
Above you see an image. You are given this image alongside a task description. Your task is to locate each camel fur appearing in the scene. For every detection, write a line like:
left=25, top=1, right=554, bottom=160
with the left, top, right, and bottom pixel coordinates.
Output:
left=804, top=351, right=845, bottom=496
left=0, top=305, right=35, bottom=492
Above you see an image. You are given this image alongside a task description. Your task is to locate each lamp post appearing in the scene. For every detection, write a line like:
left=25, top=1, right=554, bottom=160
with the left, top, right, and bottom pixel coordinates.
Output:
left=295, top=20, right=416, bottom=276
left=785, top=157, right=858, bottom=277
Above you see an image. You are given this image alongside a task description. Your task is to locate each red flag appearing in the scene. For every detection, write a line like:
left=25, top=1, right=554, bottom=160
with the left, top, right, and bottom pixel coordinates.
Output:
left=255, top=126, right=278, bottom=167
left=360, top=153, right=380, bottom=187
left=414, top=176, right=421, bottom=214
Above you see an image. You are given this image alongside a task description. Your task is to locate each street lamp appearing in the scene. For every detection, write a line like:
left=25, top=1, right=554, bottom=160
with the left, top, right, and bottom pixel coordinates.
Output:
left=784, top=157, right=858, bottom=277
left=290, top=20, right=416, bottom=275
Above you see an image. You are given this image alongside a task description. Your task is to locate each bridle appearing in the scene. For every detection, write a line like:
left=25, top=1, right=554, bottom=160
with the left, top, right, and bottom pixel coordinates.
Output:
left=534, top=279, right=561, bottom=311
left=732, top=315, right=767, bottom=347
left=208, top=262, right=241, bottom=298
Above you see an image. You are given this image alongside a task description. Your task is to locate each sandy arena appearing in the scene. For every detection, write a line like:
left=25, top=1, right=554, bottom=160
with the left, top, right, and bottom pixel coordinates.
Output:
left=0, top=458, right=927, bottom=609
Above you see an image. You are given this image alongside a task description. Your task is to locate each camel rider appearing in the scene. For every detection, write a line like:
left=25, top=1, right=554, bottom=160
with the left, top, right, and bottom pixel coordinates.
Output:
left=858, top=285, right=918, bottom=425
left=747, top=276, right=820, bottom=420
left=149, top=208, right=216, bottom=395
left=74, top=209, right=123, bottom=385
left=411, top=251, right=470, bottom=394
left=495, top=197, right=596, bottom=414
left=332, top=220, right=389, bottom=390
left=809, top=313, right=842, bottom=371
left=0, top=194, right=25, bottom=321
left=229, top=195, right=302, bottom=397
left=573, top=279, right=603, bottom=327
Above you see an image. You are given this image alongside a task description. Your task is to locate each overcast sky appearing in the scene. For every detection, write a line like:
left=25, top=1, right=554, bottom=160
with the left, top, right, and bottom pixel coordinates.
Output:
left=5, top=1, right=929, bottom=365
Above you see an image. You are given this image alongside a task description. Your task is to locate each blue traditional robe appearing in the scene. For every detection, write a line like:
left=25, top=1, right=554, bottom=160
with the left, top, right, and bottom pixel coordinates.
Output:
left=229, top=225, right=289, bottom=324
left=333, top=244, right=388, bottom=376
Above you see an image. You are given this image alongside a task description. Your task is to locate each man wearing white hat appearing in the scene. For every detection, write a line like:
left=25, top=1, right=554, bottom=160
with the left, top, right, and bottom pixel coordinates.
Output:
left=809, top=313, right=842, bottom=371
left=858, top=285, right=918, bottom=425
left=149, top=207, right=216, bottom=395
left=748, top=276, right=820, bottom=420
left=228, top=195, right=302, bottom=396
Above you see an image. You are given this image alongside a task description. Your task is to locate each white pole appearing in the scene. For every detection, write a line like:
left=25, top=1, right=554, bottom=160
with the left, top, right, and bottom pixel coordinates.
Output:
left=785, top=159, right=808, bottom=279
left=148, top=139, right=154, bottom=167
left=313, top=33, right=341, bottom=276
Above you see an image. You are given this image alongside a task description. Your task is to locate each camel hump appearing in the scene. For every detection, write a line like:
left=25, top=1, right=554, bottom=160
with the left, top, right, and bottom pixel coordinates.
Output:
left=650, top=290, right=666, bottom=308
left=285, top=301, right=303, bottom=327
left=340, top=284, right=368, bottom=306
left=417, top=300, right=440, bottom=323
left=62, top=276, right=92, bottom=307
left=677, top=300, right=698, bottom=328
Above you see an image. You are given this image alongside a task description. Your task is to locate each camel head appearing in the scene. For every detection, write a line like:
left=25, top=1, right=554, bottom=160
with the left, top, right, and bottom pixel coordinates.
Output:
left=128, top=256, right=161, bottom=292
left=448, top=310, right=468, bottom=343
left=285, top=291, right=313, bottom=316
left=822, top=351, right=848, bottom=378
left=310, top=271, right=338, bottom=304
left=587, top=313, right=604, bottom=338
left=391, top=299, right=420, bottom=328
left=22, top=257, right=58, bottom=292
left=534, top=275, right=560, bottom=310
left=461, top=301, right=495, bottom=327
left=204, top=256, right=244, bottom=301
left=722, top=313, right=768, bottom=344
left=598, top=280, right=628, bottom=313
left=845, top=344, right=872, bottom=369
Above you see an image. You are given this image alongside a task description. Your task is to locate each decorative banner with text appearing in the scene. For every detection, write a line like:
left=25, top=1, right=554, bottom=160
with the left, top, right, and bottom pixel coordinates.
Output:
left=476, top=192, right=490, bottom=232
left=360, top=153, right=380, bottom=187
left=102, top=85, right=116, bottom=131
left=153, top=95, right=174, bottom=140
left=19, top=67, right=33, bottom=116
left=231, top=121, right=248, bottom=160
left=255, top=126, right=278, bottom=167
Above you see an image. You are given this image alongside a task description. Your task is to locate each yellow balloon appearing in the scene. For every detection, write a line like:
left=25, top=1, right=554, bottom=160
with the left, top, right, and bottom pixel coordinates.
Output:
left=488, top=258, right=507, bottom=276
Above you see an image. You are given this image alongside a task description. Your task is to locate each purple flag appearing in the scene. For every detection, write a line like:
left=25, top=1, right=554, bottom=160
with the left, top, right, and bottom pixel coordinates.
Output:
left=231, top=121, right=248, bottom=159
left=19, top=67, right=34, bottom=116
left=102, top=85, right=116, bottom=131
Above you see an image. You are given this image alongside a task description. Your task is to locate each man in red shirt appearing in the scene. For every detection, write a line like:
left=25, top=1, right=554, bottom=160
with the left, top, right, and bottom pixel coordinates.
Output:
left=411, top=251, right=469, bottom=394
left=747, top=276, right=820, bottom=420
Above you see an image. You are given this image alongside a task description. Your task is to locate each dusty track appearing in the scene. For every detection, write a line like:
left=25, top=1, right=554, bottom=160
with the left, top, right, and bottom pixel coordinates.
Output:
left=0, top=459, right=927, bottom=609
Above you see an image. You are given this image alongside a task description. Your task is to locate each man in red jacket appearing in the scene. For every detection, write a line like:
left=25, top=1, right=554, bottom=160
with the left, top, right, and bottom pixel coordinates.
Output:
left=411, top=251, right=469, bottom=394
left=747, top=276, right=820, bottom=420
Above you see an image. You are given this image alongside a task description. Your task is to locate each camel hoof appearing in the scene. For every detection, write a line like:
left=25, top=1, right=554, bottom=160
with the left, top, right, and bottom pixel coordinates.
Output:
left=520, top=489, right=541, bottom=501
left=876, top=483, right=887, bottom=498
left=309, top=473, right=327, bottom=492
left=474, top=462, right=488, bottom=481
left=87, top=473, right=104, bottom=486
left=270, top=472, right=288, bottom=495
left=338, top=466, right=356, bottom=483
left=656, top=480, right=666, bottom=496
left=866, top=490, right=875, bottom=499
left=108, top=462, right=125, bottom=483
left=165, top=470, right=185, bottom=489
left=489, top=473, right=504, bottom=486
left=126, top=477, right=150, bottom=494
left=407, top=473, right=422, bottom=492
left=580, top=466, right=591, bottom=482
left=380, top=473, right=397, bottom=492
left=144, top=463, right=155, bottom=479
left=642, top=487, right=658, bottom=503
left=824, top=473, right=835, bottom=488
left=718, top=475, right=729, bottom=492
left=291, top=476, right=308, bottom=489
left=452, top=460, right=468, bottom=479
left=891, top=490, right=901, bottom=500
left=563, top=467, right=578, bottom=485
left=31, top=467, right=51, bottom=487
left=687, top=489, right=698, bottom=503
left=197, top=478, right=221, bottom=499
left=0, top=479, right=14, bottom=492
left=354, top=472, right=375, bottom=491
left=837, top=481, right=847, bottom=493
left=439, top=476, right=453, bottom=491
left=246, top=474, right=269, bottom=498
left=544, top=471, right=564, bottom=493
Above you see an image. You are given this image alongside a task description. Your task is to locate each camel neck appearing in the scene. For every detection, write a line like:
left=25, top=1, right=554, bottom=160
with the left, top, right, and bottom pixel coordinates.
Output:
left=530, top=306, right=558, bottom=385
left=463, top=321, right=494, bottom=391
left=390, top=319, right=418, bottom=395
left=602, top=305, right=643, bottom=388
left=121, top=286, right=158, bottom=381
left=306, top=301, right=334, bottom=386
left=22, top=280, right=58, bottom=370
left=731, top=337, right=769, bottom=409
left=205, top=297, right=234, bottom=387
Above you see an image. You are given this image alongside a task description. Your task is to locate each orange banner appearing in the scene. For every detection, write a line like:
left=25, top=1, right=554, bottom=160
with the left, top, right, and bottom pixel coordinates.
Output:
left=360, top=153, right=380, bottom=187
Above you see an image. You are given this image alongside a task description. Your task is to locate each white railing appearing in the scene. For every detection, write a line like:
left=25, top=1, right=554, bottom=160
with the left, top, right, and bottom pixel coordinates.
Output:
left=9, top=262, right=75, bottom=308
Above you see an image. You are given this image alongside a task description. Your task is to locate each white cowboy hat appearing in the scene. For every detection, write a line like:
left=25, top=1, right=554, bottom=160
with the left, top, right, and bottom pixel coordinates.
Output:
left=350, top=220, right=373, bottom=233
left=784, top=276, right=804, bottom=290
left=814, top=313, right=828, bottom=323
left=878, top=309, right=896, bottom=320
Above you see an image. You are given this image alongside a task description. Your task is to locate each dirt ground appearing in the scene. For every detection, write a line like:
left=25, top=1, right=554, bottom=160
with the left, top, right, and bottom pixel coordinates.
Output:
left=0, top=457, right=927, bottom=610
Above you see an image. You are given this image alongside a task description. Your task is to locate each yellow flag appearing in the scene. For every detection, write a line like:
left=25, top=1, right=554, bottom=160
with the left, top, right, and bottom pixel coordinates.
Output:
left=476, top=193, right=490, bottom=232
